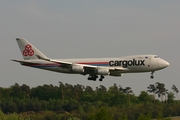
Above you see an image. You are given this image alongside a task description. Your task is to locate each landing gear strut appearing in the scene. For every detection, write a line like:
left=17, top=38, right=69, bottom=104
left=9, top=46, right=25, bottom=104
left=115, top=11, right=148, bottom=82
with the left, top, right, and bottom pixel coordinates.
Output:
left=150, top=72, right=154, bottom=79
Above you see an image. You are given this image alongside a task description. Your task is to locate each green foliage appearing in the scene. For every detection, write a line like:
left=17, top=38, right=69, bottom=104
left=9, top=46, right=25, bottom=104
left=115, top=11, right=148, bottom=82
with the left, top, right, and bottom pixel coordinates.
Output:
left=0, top=110, right=27, bottom=120
left=88, top=108, right=113, bottom=120
left=0, top=82, right=179, bottom=120
left=68, top=117, right=81, bottom=120
left=137, top=113, right=151, bottom=120
left=167, top=92, right=175, bottom=103
left=118, top=114, right=128, bottom=120
left=138, top=91, right=152, bottom=103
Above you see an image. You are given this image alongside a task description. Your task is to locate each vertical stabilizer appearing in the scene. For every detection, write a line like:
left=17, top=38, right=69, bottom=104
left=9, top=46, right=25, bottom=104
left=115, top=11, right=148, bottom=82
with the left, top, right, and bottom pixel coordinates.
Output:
left=16, top=38, right=48, bottom=60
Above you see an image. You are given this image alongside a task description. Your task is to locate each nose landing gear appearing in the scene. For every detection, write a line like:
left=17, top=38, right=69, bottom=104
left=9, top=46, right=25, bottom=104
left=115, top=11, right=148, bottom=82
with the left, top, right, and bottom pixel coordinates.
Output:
left=150, top=72, right=154, bottom=79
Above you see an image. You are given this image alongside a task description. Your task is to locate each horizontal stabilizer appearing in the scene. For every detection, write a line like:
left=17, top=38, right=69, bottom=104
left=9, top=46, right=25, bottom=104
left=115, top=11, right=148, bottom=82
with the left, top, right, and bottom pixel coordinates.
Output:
left=11, top=59, right=35, bottom=64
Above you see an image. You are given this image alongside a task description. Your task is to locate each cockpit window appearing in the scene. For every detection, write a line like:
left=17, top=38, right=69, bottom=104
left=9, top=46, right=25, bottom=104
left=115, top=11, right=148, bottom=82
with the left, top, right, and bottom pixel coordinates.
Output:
left=154, top=56, right=159, bottom=58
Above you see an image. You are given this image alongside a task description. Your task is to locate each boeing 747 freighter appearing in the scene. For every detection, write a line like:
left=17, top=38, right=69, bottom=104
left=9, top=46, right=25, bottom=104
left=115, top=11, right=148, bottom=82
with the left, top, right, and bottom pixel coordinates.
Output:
left=12, top=38, right=169, bottom=81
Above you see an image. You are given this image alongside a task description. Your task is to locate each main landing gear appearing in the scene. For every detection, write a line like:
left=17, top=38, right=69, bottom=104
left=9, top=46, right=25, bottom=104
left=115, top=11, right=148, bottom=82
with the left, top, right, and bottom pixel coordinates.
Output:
left=99, top=75, right=104, bottom=81
left=87, top=75, right=98, bottom=81
left=87, top=75, right=105, bottom=81
left=150, top=71, right=154, bottom=79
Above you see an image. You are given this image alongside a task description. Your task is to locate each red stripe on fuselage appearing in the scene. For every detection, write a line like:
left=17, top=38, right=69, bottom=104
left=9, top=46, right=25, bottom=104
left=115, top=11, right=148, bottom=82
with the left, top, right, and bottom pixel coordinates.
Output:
left=23, top=62, right=109, bottom=67
left=77, top=62, right=108, bottom=65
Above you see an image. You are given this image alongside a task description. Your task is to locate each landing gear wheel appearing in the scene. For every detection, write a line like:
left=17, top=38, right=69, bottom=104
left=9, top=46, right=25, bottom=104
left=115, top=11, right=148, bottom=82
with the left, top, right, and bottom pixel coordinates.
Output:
left=87, top=75, right=98, bottom=81
left=87, top=75, right=105, bottom=81
left=99, top=75, right=104, bottom=81
left=150, top=76, right=154, bottom=79
left=100, top=75, right=104, bottom=79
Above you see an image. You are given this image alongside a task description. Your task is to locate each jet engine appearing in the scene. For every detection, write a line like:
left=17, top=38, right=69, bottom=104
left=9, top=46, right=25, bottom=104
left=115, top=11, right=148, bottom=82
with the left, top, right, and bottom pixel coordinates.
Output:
left=97, top=69, right=110, bottom=75
left=71, top=65, right=84, bottom=73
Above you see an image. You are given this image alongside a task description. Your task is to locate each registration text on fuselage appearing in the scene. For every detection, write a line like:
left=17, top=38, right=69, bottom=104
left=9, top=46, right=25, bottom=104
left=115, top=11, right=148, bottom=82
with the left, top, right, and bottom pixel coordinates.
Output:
left=109, top=59, right=145, bottom=68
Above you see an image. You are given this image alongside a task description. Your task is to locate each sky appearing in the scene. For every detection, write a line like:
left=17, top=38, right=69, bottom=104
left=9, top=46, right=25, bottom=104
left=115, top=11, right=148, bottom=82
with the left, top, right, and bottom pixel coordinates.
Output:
left=0, top=1, right=179, bottom=96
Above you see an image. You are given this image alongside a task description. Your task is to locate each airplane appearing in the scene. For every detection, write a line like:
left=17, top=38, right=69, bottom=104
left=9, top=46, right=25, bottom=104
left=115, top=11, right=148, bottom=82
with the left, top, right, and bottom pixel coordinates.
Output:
left=12, top=38, right=169, bottom=81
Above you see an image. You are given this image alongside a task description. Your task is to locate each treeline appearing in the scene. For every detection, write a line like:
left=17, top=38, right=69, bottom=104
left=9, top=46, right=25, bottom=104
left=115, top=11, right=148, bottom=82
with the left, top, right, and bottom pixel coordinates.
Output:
left=0, top=82, right=179, bottom=120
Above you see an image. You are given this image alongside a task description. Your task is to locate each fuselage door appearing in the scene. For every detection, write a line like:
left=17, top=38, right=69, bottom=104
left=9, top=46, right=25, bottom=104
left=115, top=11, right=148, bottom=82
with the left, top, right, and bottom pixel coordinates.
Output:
left=147, top=56, right=151, bottom=68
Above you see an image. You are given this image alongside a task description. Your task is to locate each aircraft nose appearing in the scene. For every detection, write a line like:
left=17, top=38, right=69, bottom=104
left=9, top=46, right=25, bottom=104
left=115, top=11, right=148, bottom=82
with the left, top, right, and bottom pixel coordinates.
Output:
left=165, top=61, right=170, bottom=67
left=160, top=59, right=169, bottom=68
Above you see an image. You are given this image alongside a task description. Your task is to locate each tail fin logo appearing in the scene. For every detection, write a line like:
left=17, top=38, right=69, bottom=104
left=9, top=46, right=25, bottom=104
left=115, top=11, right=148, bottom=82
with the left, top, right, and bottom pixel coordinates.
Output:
left=23, top=44, right=34, bottom=56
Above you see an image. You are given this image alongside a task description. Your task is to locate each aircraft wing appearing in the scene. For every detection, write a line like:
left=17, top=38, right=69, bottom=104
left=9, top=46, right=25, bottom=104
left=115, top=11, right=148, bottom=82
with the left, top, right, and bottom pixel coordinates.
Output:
left=36, top=55, right=97, bottom=69
left=36, top=55, right=128, bottom=72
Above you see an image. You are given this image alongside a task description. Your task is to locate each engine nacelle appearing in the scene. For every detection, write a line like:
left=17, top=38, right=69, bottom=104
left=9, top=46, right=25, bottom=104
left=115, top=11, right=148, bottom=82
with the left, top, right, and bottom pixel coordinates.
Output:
left=71, top=65, right=84, bottom=73
left=97, top=69, right=110, bottom=75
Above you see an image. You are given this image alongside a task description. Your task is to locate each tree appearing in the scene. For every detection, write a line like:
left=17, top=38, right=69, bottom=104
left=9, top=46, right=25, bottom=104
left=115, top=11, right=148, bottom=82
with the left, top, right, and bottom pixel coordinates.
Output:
left=119, top=85, right=123, bottom=92
left=85, top=86, right=94, bottom=93
left=82, top=86, right=95, bottom=102
left=162, top=89, right=168, bottom=103
left=147, top=84, right=156, bottom=103
left=88, top=108, right=113, bottom=120
left=138, top=113, right=151, bottom=120
left=59, top=81, right=65, bottom=102
left=99, top=85, right=107, bottom=93
left=138, top=91, right=152, bottom=103
left=172, top=85, right=179, bottom=102
left=10, top=83, right=23, bottom=99
left=21, top=84, right=30, bottom=98
left=74, top=84, right=84, bottom=100
left=0, top=110, right=26, bottom=120
left=123, top=87, right=133, bottom=104
left=155, top=82, right=168, bottom=102
left=167, top=92, right=175, bottom=103
left=108, top=83, right=119, bottom=94
left=65, top=83, right=74, bottom=99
